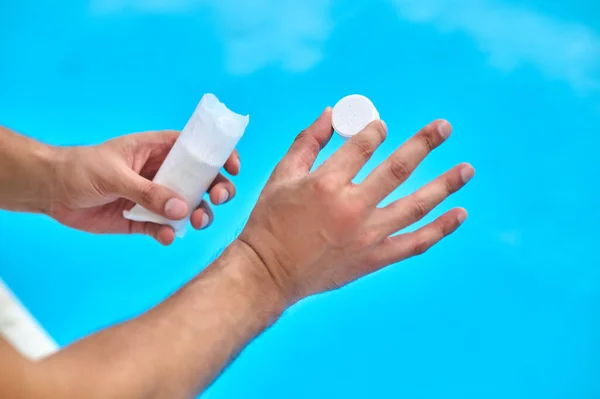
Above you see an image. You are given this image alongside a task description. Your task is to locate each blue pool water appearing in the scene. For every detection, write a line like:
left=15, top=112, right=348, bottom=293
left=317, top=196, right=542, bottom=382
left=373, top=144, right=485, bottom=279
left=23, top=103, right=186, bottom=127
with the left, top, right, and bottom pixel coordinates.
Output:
left=1, top=0, right=599, bottom=398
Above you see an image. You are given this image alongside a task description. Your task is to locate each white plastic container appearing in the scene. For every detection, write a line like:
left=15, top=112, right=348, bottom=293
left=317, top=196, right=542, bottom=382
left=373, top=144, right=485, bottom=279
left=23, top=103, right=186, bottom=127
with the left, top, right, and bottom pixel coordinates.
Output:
left=124, top=94, right=249, bottom=236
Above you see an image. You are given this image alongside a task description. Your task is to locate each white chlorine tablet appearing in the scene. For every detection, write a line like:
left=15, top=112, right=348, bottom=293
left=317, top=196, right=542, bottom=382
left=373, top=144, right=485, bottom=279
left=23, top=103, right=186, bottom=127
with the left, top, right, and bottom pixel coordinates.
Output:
left=332, top=94, right=380, bottom=139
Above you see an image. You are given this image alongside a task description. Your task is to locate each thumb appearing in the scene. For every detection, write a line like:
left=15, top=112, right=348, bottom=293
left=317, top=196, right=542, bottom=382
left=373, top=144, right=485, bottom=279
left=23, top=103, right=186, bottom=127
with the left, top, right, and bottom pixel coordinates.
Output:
left=119, top=170, right=189, bottom=220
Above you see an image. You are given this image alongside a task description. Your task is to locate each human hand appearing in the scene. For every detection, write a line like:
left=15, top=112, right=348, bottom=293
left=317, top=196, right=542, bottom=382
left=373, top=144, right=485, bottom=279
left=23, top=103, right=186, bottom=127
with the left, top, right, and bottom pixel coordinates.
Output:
left=238, top=108, right=474, bottom=305
left=48, top=130, right=240, bottom=245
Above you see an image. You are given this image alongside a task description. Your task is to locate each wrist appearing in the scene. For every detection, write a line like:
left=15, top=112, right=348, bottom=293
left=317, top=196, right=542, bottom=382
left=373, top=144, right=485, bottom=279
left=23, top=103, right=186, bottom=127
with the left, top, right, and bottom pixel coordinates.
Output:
left=0, top=126, right=66, bottom=214
left=208, top=240, right=289, bottom=327
left=38, top=144, right=70, bottom=216
left=238, top=226, right=302, bottom=305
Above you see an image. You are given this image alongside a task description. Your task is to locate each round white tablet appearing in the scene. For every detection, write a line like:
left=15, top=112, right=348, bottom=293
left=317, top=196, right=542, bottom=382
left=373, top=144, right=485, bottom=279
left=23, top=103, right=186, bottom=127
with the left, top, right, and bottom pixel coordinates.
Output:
left=332, top=94, right=380, bottom=139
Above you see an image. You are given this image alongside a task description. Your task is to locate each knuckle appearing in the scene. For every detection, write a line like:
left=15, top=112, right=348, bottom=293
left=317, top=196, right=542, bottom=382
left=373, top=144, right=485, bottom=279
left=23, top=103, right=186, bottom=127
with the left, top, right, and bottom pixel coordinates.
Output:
left=440, top=219, right=455, bottom=236
left=90, top=172, right=113, bottom=196
left=410, top=199, right=429, bottom=222
left=443, top=177, right=455, bottom=196
left=411, top=236, right=432, bottom=256
left=287, top=131, right=321, bottom=168
left=419, top=128, right=438, bottom=152
left=342, top=196, right=367, bottom=218
left=350, top=139, right=375, bottom=160
left=329, top=196, right=367, bottom=233
left=294, top=129, right=309, bottom=143
left=304, top=136, right=321, bottom=160
left=140, top=183, right=157, bottom=206
left=356, top=229, right=378, bottom=249
left=312, top=175, right=336, bottom=196
left=143, top=222, right=154, bottom=237
left=388, top=158, right=412, bottom=182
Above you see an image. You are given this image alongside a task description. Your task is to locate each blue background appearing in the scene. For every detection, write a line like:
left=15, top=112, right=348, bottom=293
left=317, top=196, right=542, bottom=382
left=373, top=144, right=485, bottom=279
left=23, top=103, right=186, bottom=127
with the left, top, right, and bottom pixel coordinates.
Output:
left=1, top=0, right=599, bottom=398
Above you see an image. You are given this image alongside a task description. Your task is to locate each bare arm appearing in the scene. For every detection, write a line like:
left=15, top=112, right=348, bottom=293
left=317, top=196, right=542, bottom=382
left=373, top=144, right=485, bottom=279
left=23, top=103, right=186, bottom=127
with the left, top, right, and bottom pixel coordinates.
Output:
left=1, top=109, right=474, bottom=398
left=0, top=241, right=282, bottom=399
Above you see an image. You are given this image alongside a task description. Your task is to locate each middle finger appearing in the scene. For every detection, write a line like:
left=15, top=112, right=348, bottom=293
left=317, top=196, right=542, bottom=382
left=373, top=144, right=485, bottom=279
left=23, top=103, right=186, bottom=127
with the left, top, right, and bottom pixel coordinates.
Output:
left=359, top=119, right=451, bottom=206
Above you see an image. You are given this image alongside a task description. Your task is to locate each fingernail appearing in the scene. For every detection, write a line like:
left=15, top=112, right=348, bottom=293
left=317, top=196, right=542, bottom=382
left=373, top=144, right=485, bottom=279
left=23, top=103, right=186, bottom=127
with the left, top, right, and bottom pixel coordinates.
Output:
left=317, top=107, right=331, bottom=121
left=380, top=120, right=388, bottom=133
left=457, top=211, right=468, bottom=225
left=438, top=121, right=452, bottom=140
left=217, top=189, right=229, bottom=205
left=164, top=198, right=188, bottom=219
left=200, top=213, right=210, bottom=229
left=460, top=165, right=475, bottom=183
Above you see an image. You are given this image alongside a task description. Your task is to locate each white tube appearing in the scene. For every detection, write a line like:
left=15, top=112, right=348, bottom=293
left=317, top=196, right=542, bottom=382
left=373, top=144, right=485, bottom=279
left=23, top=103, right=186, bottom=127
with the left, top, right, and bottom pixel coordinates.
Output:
left=0, top=279, right=59, bottom=361
left=124, top=94, right=249, bottom=236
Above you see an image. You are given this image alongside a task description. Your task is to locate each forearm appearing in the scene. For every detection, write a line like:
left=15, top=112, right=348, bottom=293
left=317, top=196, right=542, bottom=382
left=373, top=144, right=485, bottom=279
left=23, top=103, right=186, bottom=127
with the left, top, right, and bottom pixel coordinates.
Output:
left=0, top=126, right=59, bottom=214
left=33, top=241, right=285, bottom=399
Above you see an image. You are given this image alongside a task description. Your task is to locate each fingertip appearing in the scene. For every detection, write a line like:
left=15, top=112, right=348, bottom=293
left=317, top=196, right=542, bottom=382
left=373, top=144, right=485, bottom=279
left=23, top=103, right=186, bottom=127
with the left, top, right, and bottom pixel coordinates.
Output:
left=224, top=151, right=242, bottom=176
left=364, top=119, right=388, bottom=140
left=156, top=225, right=175, bottom=246
left=164, top=197, right=188, bottom=220
left=380, top=120, right=388, bottom=134
left=210, top=185, right=232, bottom=205
left=225, top=165, right=240, bottom=176
left=190, top=210, right=201, bottom=229
left=459, top=163, right=475, bottom=184
left=200, top=213, right=210, bottom=229
left=191, top=209, right=211, bottom=230
left=314, top=106, right=333, bottom=129
left=225, top=153, right=241, bottom=176
left=217, top=189, right=229, bottom=205
left=456, top=208, right=468, bottom=225
left=436, top=119, right=452, bottom=140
